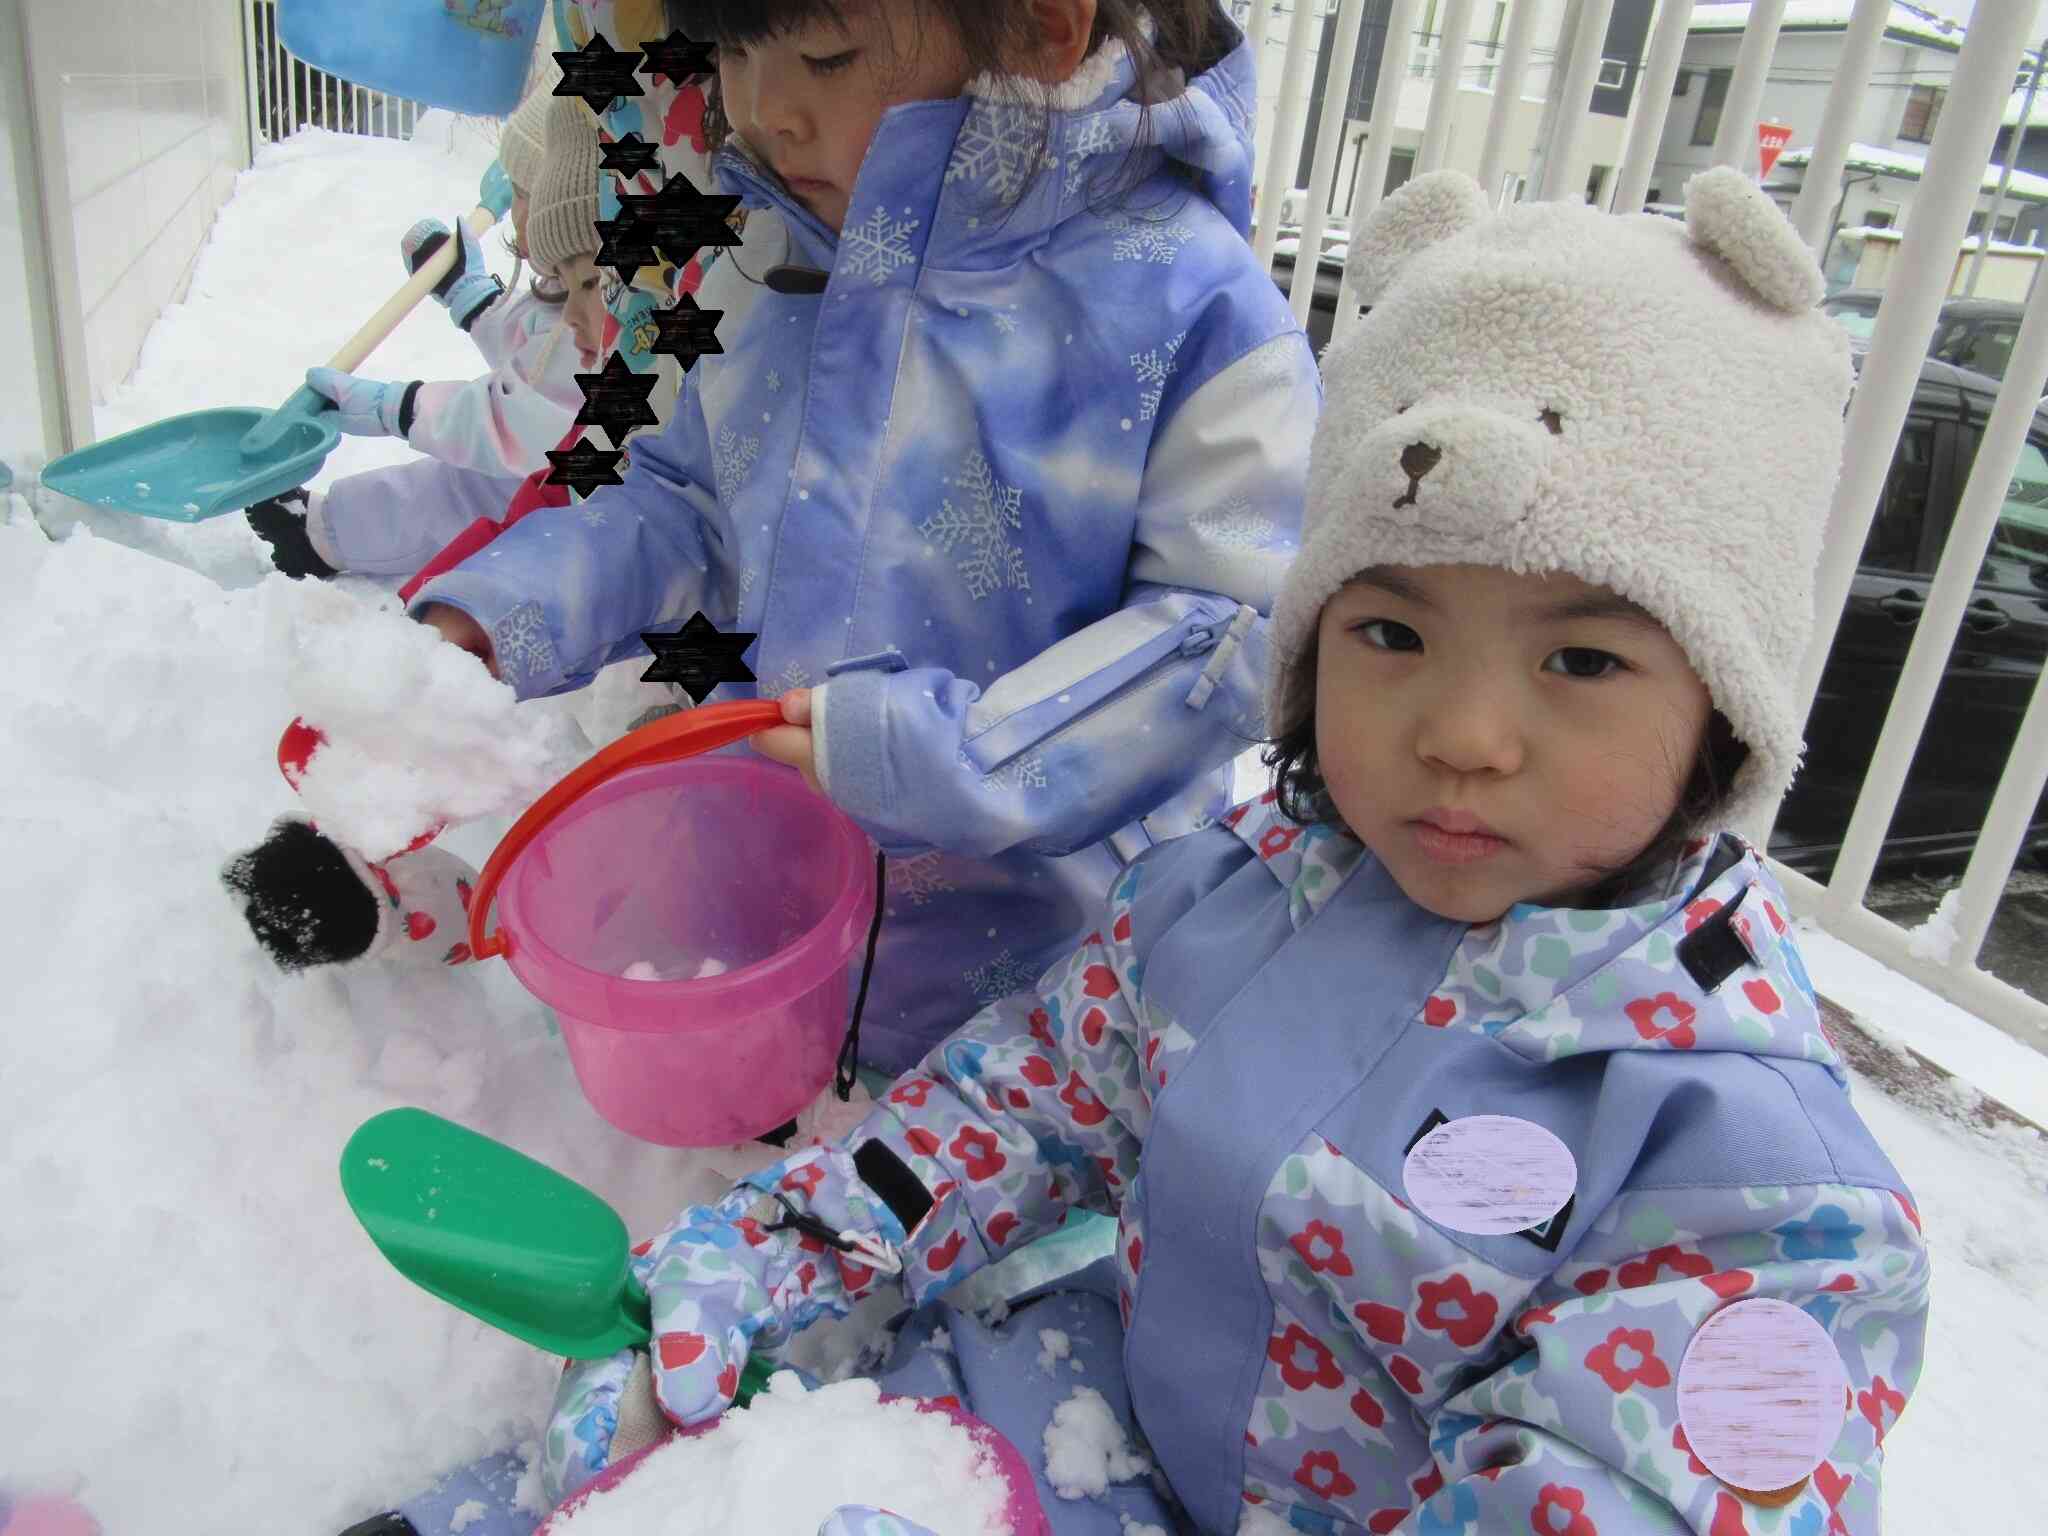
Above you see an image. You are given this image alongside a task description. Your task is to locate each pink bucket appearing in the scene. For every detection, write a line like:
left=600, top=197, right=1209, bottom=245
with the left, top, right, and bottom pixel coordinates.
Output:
left=467, top=702, right=876, bottom=1147
left=535, top=1395, right=1053, bottom=1536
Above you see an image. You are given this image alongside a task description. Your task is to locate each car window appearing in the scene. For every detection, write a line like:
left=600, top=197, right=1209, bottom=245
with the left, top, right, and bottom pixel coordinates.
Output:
left=1929, top=319, right=1974, bottom=365
left=1957, top=321, right=2019, bottom=381
left=1864, top=422, right=1935, bottom=572
left=1824, top=304, right=1879, bottom=342
left=1983, top=436, right=2048, bottom=591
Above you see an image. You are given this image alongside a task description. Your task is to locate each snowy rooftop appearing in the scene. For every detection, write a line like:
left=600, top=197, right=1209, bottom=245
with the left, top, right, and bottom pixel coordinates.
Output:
left=1777, top=139, right=2048, bottom=202
left=3, top=115, right=2046, bottom=1534
left=1690, top=1, right=1967, bottom=51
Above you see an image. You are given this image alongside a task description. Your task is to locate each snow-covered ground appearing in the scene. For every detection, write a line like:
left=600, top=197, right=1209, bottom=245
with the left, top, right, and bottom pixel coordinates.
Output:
left=5, top=119, right=2046, bottom=1533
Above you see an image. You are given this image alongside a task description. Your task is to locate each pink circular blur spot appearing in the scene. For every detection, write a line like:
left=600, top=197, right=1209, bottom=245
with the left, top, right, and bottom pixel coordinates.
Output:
left=1400, top=1114, right=1577, bottom=1235
left=3, top=1498, right=102, bottom=1536
left=1677, top=1298, right=1849, bottom=1491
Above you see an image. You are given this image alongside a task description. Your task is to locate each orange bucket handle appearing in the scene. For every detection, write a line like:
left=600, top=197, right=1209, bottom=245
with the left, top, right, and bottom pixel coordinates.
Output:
left=466, top=699, right=787, bottom=962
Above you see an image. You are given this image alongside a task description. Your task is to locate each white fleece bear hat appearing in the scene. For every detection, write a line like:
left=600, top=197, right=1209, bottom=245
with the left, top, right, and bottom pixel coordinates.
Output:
left=1268, top=167, right=1853, bottom=834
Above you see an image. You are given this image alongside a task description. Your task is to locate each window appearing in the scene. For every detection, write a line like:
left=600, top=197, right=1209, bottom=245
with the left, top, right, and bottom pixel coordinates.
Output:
left=1597, top=59, right=1629, bottom=90
left=1986, top=438, right=2048, bottom=591
left=1899, top=84, right=1945, bottom=144
left=1585, top=163, right=1610, bottom=205
left=1673, top=70, right=1692, bottom=98
left=1475, top=2, right=1508, bottom=89
left=1866, top=205, right=1898, bottom=229
left=1692, top=69, right=1732, bottom=147
left=1942, top=321, right=2021, bottom=382
left=1864, top=424, right=1934, bottom=572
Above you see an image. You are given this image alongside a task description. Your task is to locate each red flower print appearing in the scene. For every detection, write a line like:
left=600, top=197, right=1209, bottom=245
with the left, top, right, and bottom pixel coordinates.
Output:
left=1081, top=1006, right=1108, bottom=1046
left=1617, top=1245, right=1713, bottom=1288
left=1290, top=1220, right=1355, bottom=1277
left=1530, top=1482, right=1598, bottom=1536
left=1892, top=1190, right=1922, bottom=1234
left=1515, top=1303, right=1558, bottom=1333
left=986, top=1210, right=1020, bottom=1248
left=716, top=1360, right=739, bottom=1401
left=1267, top=1323, right=1344, bottom=1391
left=1684, top=898, right=1723, bottom=933
left=1624, top=993, right=1698, bottom=1049
left=1672, top=1422, right=1710, bottom=1476
left=1423, top=994, right=1457, bottom=1027
left=1293, top=1450, right=1356, bottom=1500
left=1701, top=1269, right=1754, bottom=1300
left=1259, top=824, right=1302, bottom=859
left=442, top=942, right=472, bottom=965
left=1222, top=805, right=1250, bottom=827
left=734, top=1217, right=771, bottom=1247
left=657, top=1331, right=707, bottom=1370
left=1113, top=911, right=1133, bottom=942
left=1350, top=1385, right=1385, bottom=1428
left=890, top=1077, right=933, bottom=1108
left=837, top=1256, right=878, bottom=1294
left=1822, top=1273, right=1857, bottom=1292
left=1412, top=1463, right=1444, bottom=1501
left=1259, top=786, right=1279, bottom=805
left=1858, top=1375, right=1906, bottom=1444
left=1080, top=964, right=1119, bottom=999
left=780, top=1162, right=825, bottom=1199
left=1387, top=1355, right=1424, bottom=1396
left=1813, top=1461, right=1852, bottom=1511
left=1572, top=1268, right=1611, bottom=1296
left=1709, top=1490, right=1750, bottom=1536
left=1584, top=1327, right=1671, bottom=1394
left=1353, top=1301, right=1406, bottom=1345
left=1127, top=1234, right=1143, bottom=1272
left=1019, top=1053, right=1058, bottom=1087
left=906, top=1126, right=942, bottom=1157
left=926, top=1230, right=966, bottom=1272
left=1742, top=978, right=1782, bottom=1015
left=1008, top=1088, right=1031, bottom=1110
left=795, top=1260, right=818, bottom=1294
left=1097, top=1155, right=1122, bottom=1189
left=1060, top=1071, right=1110, bottom=1127
left=1367, top=1511, right=1406, bottom=1534
left=662, top=86, right=710, bottom=151
left=1415, top=1273, right=1500, bottom=1349
left=1029, top=1008, right=1056, bottom=1048
left=950, top=1126, right=1006, bottom=1182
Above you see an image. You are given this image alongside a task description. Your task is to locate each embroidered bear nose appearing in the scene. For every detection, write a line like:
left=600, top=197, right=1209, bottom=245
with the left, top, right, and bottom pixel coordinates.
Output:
left=1400, top=441, right=1442, bottom=480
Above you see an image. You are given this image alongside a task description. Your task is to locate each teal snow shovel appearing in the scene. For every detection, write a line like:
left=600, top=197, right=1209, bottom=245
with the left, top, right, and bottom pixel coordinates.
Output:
left=341, top=1108, right=774, bottom=1400
left=42, top=205, right=499, bottom=523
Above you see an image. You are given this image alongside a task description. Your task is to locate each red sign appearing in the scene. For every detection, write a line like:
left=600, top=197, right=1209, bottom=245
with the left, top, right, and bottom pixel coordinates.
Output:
left=1758, top=121, right=1794, bottom=180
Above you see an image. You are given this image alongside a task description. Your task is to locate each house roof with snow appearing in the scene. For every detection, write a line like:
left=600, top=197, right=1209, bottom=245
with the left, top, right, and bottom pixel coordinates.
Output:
left=1688, top=2, right=1966, bottom=53
left=1775, top=141, right=2048, bottom=204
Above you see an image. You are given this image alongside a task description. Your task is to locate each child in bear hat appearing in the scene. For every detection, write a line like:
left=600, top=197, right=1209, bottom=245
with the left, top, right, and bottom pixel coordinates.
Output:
left=506, top=167, right=1927, bottom=1536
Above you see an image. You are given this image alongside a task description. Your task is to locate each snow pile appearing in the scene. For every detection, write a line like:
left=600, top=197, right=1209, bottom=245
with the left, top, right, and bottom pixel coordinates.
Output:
left=282, top=578, right=585, bottom=858
left=548, top=1374, right=1013, bottom=1536
left=1904, top=888, right=1963, bottom=966
left=1040, top=1387, right=1150, bottom=1501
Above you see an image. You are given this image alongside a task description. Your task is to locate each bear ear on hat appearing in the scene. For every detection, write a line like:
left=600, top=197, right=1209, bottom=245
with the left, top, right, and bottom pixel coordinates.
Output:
left=1347, top=170, right=1491, bottom=306
left=1682, top=165, right=1825, bottom=313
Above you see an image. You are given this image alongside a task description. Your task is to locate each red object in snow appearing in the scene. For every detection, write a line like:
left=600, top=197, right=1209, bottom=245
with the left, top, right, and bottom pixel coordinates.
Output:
left=1757, top=122, right=1794, bottom=180
left=275, top=716, right=445, bottom=861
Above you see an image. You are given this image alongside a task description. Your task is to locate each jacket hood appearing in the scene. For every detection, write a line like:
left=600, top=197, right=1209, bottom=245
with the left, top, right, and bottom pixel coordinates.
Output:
left=711, top=16, right=1260, bottom=273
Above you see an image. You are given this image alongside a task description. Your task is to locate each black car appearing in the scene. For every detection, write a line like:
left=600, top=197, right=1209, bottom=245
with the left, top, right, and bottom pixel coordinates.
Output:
left=1774, top=356, right=2048, bottom=876
left=1822, top=289, right=2026, bottom=384
left=1270, top=247, right=1348, bottom=353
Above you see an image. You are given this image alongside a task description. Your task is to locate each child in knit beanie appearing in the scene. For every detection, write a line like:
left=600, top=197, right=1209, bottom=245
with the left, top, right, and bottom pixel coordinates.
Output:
left=244, top=60, right=583, bottom=583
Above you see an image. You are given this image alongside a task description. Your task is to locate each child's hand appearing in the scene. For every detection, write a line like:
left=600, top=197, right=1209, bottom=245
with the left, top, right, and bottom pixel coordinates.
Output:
left=749, top=687, right=823, bottom=795
left=414, top=603, right=499, bottom=679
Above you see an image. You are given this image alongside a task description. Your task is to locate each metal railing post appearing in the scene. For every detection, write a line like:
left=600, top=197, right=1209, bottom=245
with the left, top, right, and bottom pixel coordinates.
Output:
left=1820, top=264, right=2048, bottom=919
left=1709, top=0, right=1786, bottom=172
left=1253, top=0, right=1325, bottom=271
left=1290, top=0, right=1372, bottom=325
left=1534, top=0, right=1616, bottom=202
left=1789, top=0, right=1890, bottom=255
left=1793, top=2, right=2037, bottom=727
left=1609, top=0, right=1695, bottom=214
left=1475, top=0, right=1542, bottom=200
left=1329, top=0, right=1426, bottom=344
left=1417, top=0, right=1476, bottom=175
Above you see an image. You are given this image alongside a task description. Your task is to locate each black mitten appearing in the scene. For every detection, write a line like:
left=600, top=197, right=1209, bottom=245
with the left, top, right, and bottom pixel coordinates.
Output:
left=246, top=489, right=339, bottom=580
left=220, top=817, right=379, bottom=972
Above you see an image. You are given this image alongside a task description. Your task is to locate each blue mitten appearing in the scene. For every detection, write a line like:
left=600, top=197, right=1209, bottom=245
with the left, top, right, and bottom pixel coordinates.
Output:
left=305, top=367, right=415, bottom=438
left=540, top=1144, right=911, bottom=1505
left=400, top=215, right=503, bottom=331
left=479, top=160, right=515, bottom=219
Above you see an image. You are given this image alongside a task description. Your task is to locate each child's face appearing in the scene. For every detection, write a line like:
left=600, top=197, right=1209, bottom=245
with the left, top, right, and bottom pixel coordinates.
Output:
left=557, top=253, right=606, bottom=369
left=1314, top=564, right=1714, bottom=923
left=718, top=0, right=972, bottom=232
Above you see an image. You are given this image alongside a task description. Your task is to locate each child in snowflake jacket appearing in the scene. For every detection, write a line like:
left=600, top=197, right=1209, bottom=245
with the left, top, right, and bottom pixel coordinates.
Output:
left=408, top=0, right=1319, bottom=1073
left=534, top=171, right=1929, bottom=1536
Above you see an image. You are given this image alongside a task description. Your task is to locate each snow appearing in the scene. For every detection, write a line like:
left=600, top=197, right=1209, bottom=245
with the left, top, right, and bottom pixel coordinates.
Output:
left=1036, top=1326, right=1072, bottom=1372
left=3, top=94, right=2047, bottom=1536
left=547, top=1374, right=1012, bottom=1536
left=1905, top=890, right=1964, bottom=966
left=1776, top=141, right=2048, bottom=203
left=1041, top=1387, right=1150, bottom=1501
left=1688, top=2, right=1968, bottom=51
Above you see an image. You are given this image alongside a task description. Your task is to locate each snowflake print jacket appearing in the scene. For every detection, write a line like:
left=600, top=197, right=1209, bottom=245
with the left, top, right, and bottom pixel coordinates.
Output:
left=844, top=795, right=1930, bottom=1535
left=408, top=18, right=1319, bottom=1071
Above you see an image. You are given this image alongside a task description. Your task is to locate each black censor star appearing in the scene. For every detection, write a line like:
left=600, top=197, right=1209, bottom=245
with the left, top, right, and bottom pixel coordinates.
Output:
left=619, top=175, right=744, bottom=269
left=545, top=436, right=627, bottom=498
left=599, top=132, right=662, bottom=179
left=648, top=295, right=726, bottom=371
left=641, top=612, right=758, bottom=703
left=638, top=28, right=717, bottom=86
left=554, top=34, right=645, bottom=115
left=594, top=212, right=660, bottom=276
left=574, top=353, right=661, bottom=438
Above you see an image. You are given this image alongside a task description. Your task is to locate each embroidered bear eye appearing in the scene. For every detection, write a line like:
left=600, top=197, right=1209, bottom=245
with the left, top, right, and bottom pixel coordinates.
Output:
left=1395, top=403, right=1412, bottom=416
left=1539, top=408, right=1564, bottom=436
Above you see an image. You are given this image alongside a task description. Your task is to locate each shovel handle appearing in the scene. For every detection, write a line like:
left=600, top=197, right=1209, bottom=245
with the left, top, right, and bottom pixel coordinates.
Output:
left=326, top=204, right=501, bottom=375
left=466, top=699, right=787, bottom=962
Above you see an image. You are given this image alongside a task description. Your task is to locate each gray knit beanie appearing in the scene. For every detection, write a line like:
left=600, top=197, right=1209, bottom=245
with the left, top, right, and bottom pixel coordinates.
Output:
left=498, top=57, right=562, bottom=195
left=529, top=97, right=601, bottom=276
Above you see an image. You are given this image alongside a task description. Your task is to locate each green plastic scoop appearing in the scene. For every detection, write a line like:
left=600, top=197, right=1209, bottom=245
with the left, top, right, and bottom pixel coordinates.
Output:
left=341, top=1107, right=774, bottom=1402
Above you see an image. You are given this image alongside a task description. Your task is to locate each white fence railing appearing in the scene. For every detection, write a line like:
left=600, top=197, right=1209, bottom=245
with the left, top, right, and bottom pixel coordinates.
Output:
left=240, top=0, right=429, bottom=149
left=1250, top=0, right=2048, bottom=1051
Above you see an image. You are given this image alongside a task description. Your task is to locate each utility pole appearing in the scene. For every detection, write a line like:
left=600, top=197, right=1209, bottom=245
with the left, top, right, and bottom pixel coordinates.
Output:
left=1966, top=37, right=2047, bottom=298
